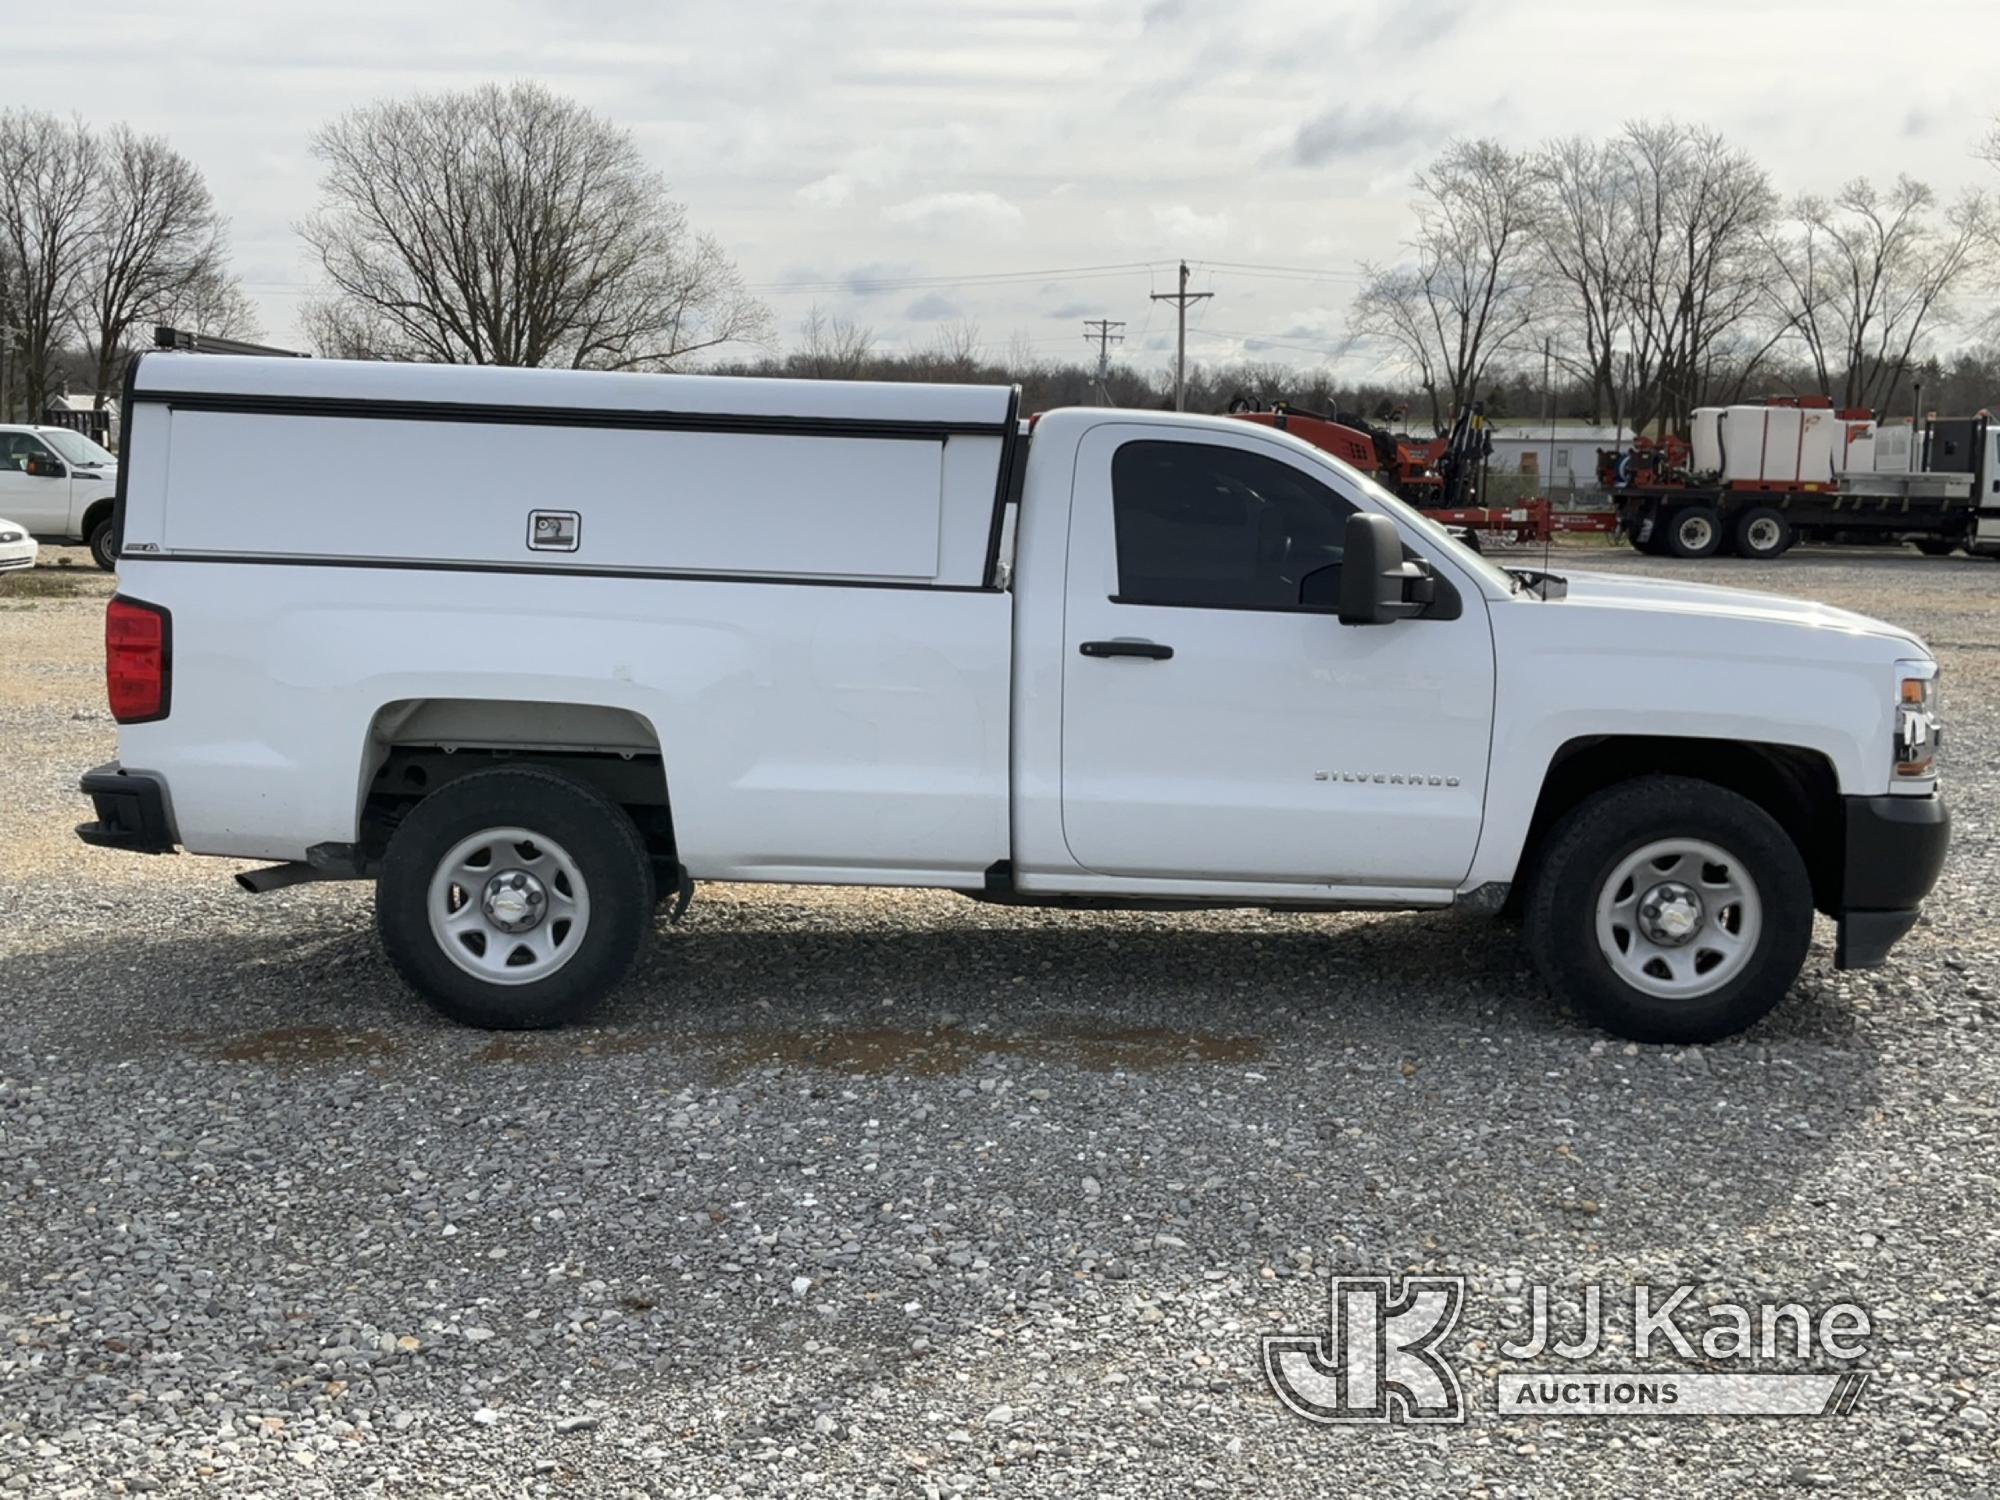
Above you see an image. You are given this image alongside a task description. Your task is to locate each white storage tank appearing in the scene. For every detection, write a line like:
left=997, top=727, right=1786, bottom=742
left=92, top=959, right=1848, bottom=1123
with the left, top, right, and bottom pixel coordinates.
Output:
left=1761, top=406, right=1804, bottom=483
left=1719, top=406, right=1769, bottom=481
left=1690, top=408, right=1724, bottom=475
left=1873, top=423, right=1915, bottom=472
left=1796, top=408, right=1836, bottom=484
left=1834, top=413, right=1876, bottom=476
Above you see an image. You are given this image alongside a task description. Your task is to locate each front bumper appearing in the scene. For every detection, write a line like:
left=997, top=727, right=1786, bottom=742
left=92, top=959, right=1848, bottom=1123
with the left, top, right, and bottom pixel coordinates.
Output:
left=76, top=761, right=178, bottom=855
left=1834, top=793, right=1948, bottom=968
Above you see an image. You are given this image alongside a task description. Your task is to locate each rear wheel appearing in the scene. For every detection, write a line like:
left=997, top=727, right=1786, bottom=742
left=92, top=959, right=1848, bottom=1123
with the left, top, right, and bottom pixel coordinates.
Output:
left=1524, top=776, right=1813, bottom=1043
left=87, top=515, right=117, bottom=572
left=1662, top=505, right=1723, bottom=559
left=1913, top=538, right=1959, bottom=557
left=1732, top=506, right=1793, bottom=560
left=376, top=766, right=654, bottom=1029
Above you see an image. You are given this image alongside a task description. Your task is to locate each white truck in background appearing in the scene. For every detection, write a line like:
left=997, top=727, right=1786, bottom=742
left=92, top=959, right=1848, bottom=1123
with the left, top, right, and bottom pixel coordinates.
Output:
left=78, top=354, right=1949, bottom=1043
left=0, top=424, right=122, bottom=569
left=1617, top=398, right=2000, bottom=560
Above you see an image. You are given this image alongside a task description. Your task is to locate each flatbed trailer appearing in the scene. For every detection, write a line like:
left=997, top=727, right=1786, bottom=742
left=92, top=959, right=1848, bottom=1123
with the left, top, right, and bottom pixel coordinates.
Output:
left=1613, top=413, right=2000, bottom=560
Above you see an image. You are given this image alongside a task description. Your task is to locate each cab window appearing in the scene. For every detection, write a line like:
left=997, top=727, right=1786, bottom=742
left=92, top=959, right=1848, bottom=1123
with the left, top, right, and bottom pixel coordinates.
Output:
left=1110, top=439, right=1356, bottom=609
left=0, top=433, right=56, bottom=474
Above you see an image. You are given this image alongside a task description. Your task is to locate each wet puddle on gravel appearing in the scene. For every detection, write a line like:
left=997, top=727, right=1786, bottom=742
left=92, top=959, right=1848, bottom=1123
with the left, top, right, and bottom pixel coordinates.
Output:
left=204, top=1025, right=402, bottom=1065
left=479, top=1023, right=1264, bottom=1077
left=196, top=1022, right=1262, bottom=1077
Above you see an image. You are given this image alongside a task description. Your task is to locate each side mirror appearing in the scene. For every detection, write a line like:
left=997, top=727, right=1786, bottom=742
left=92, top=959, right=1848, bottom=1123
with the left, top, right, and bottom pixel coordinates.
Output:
left=25, top=453, right=64, bottom=479
left=1338, top=513, right=1433, bottom=626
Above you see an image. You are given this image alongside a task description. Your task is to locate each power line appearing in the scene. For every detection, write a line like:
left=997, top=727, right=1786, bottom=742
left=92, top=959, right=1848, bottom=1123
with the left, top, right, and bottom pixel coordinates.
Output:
left=744, top=260, right=1170, bottom=294
left=1192, top=259, right=1370, bottom=284
left=1150, top=260, right=1213, bottom=411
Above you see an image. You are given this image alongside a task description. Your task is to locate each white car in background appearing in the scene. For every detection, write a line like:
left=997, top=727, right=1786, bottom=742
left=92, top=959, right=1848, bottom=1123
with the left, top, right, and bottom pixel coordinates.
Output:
left=0, top=516, right=39, bottom=576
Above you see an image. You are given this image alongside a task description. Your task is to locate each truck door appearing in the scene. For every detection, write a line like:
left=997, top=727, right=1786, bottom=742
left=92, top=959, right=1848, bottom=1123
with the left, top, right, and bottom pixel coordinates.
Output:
left=0, top=432, right=70, bottom=535
left=1058, top=424, right=1495, bottom=887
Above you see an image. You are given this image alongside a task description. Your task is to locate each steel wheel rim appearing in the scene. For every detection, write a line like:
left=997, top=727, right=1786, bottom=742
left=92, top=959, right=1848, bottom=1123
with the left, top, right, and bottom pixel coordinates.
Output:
left=1594, top=837, right=1761, bottom=999
left=1680, top=515, right=1714, bottom=551
left=1745, top=517, right=1780, bottom=551
left=427, top=826, right=591, bottom=985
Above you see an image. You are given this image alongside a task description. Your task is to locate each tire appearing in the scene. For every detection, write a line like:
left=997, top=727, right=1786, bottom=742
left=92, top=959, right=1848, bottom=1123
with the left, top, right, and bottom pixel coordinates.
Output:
left=1731, top=506, right=1793, bottom=560
left=376, top=766, right=654, bottom=1029
left=1913, top=539, right=1958, bottom=557
left=1524, top=776, right=1813, bottom=1044
left=88, top=515, right=117, bottom=572
left=1661, top=505, right=1723, bottom=559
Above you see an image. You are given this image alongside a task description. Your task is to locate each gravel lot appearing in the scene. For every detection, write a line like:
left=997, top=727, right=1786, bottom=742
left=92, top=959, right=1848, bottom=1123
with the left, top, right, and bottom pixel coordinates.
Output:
left=2, top=542, right=1996, bottom=1498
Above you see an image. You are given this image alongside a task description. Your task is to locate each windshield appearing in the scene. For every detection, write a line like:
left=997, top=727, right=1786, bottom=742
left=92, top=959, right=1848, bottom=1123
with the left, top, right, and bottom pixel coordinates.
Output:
left=42, top=428, right=115, bottom=466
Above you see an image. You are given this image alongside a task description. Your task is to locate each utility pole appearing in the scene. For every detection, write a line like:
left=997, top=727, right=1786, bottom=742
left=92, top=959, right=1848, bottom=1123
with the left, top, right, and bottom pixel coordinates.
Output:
left=1543, top=337, right=1555, bottom=498
left=1150, top=260, right=1212, bottom=411
left=1083, top=318, right=1124, bottom=405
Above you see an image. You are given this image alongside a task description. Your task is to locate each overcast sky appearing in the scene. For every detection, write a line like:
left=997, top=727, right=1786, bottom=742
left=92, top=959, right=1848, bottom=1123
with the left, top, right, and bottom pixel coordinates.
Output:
left=11, top=0, right=1997, bottom=376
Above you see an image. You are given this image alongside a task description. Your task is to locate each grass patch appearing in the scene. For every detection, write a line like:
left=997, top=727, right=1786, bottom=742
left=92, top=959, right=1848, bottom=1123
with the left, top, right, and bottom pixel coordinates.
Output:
left=2, top=571, right=101, bottom=599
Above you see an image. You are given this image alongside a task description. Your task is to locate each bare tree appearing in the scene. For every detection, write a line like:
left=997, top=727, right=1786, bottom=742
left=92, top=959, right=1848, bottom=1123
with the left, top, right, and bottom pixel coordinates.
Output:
left=787, top=305, right=874, bottom=379
left=923, top=318, right=983, bottom=380
left=299, top=81, right=769, bottom=369
left=165, top=265, right=262, bottom=342
left=1534, top=135, right=1636, bottom=425
left=0, top=112, right=98, bottom=419
left=1766, top=177, right=1989, bottom=413
left=78, top=126, right=240, bottom=407
left=1350, top=138, right=1543, bottom=430
left=1617, top=122, right=1778, bottom=433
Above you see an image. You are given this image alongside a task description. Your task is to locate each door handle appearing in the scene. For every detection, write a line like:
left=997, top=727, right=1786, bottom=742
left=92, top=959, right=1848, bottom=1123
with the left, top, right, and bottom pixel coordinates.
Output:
left=1079, top=639, right=1173, bottom=661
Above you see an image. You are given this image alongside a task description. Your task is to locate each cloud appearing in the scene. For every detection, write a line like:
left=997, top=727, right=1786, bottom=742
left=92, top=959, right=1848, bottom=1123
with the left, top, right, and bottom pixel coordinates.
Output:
left=904, top=293, right=961, bottom=320
left=882, top=191, right=1024, bottom=240
left=1151, top=204, right=1229, bottom=247
left=1372, top=0, right=1472, bottom=50
left=1140, top=0, right=1190, bottom=29
left=838, top=262, right=918, bottom=298
left=1048, top=300, right=1095, bottom=319
left=796, top=173, right=854, bottom=209
left=796, top=173, right=852, bottom=209
left=1290, top=103, right=1439, bottom=166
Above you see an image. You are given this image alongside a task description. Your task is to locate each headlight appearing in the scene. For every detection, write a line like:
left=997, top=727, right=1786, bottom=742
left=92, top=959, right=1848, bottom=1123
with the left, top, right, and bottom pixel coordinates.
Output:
left=1895, top=664, right=1940, bottom=781
left=0, top=531, right=21, bottom=544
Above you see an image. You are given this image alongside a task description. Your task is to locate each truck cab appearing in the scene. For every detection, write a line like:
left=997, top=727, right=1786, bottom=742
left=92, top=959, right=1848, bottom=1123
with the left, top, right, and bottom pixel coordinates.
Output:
left=0, top=424, right=121, bottom=569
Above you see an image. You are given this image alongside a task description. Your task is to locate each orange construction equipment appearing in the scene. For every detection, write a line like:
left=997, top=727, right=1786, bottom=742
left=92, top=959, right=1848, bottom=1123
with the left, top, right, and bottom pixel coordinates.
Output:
left=1223, top=396, right=1490, bottom=509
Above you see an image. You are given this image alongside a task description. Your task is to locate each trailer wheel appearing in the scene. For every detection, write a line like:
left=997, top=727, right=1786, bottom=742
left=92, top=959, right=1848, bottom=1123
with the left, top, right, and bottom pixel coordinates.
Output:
left=1662, top=506, right=1723, bottom=559
left=1524, top=776, right=1813, bottom=1043
left=376, top=766, right=654, bottom=1029
left=1732, top=507, right=1793, bottom=560
left=1913, top=539, right=1959, bottom=557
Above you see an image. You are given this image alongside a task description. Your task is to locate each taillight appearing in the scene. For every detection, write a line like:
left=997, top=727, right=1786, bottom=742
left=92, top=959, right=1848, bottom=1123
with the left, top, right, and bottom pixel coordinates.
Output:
left=106, top=595, right=171, bottom=724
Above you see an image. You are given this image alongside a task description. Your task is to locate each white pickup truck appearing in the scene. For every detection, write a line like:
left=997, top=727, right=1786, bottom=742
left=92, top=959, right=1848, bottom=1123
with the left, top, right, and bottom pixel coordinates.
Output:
left=77, top=354, right=1948, bottom=1042
left=0, top=423, right=122, bottom=569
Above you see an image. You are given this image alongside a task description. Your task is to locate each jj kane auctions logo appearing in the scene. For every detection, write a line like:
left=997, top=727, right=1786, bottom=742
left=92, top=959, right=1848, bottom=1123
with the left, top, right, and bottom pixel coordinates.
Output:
left=1263, top=1276, right=1873, bottom=1423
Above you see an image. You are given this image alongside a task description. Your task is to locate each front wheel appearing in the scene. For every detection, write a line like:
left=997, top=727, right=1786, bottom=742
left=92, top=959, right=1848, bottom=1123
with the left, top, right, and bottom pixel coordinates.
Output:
left=1524, top=776, right=1813, bottom=1043
left=88, top=516, right=117, bottom=572
left=376, top=766, right=654, bottom=1029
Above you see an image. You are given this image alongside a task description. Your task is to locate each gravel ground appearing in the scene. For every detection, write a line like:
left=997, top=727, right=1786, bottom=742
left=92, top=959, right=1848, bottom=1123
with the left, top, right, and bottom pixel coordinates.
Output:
left=1, top=542, right=1996, bottom=1498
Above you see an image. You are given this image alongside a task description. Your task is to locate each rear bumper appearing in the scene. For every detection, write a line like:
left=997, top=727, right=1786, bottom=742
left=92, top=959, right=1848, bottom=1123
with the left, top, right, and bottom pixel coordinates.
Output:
left=76, top=761, right=179, bottom=855
left=1834, top=793, right=1948, bottom=969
